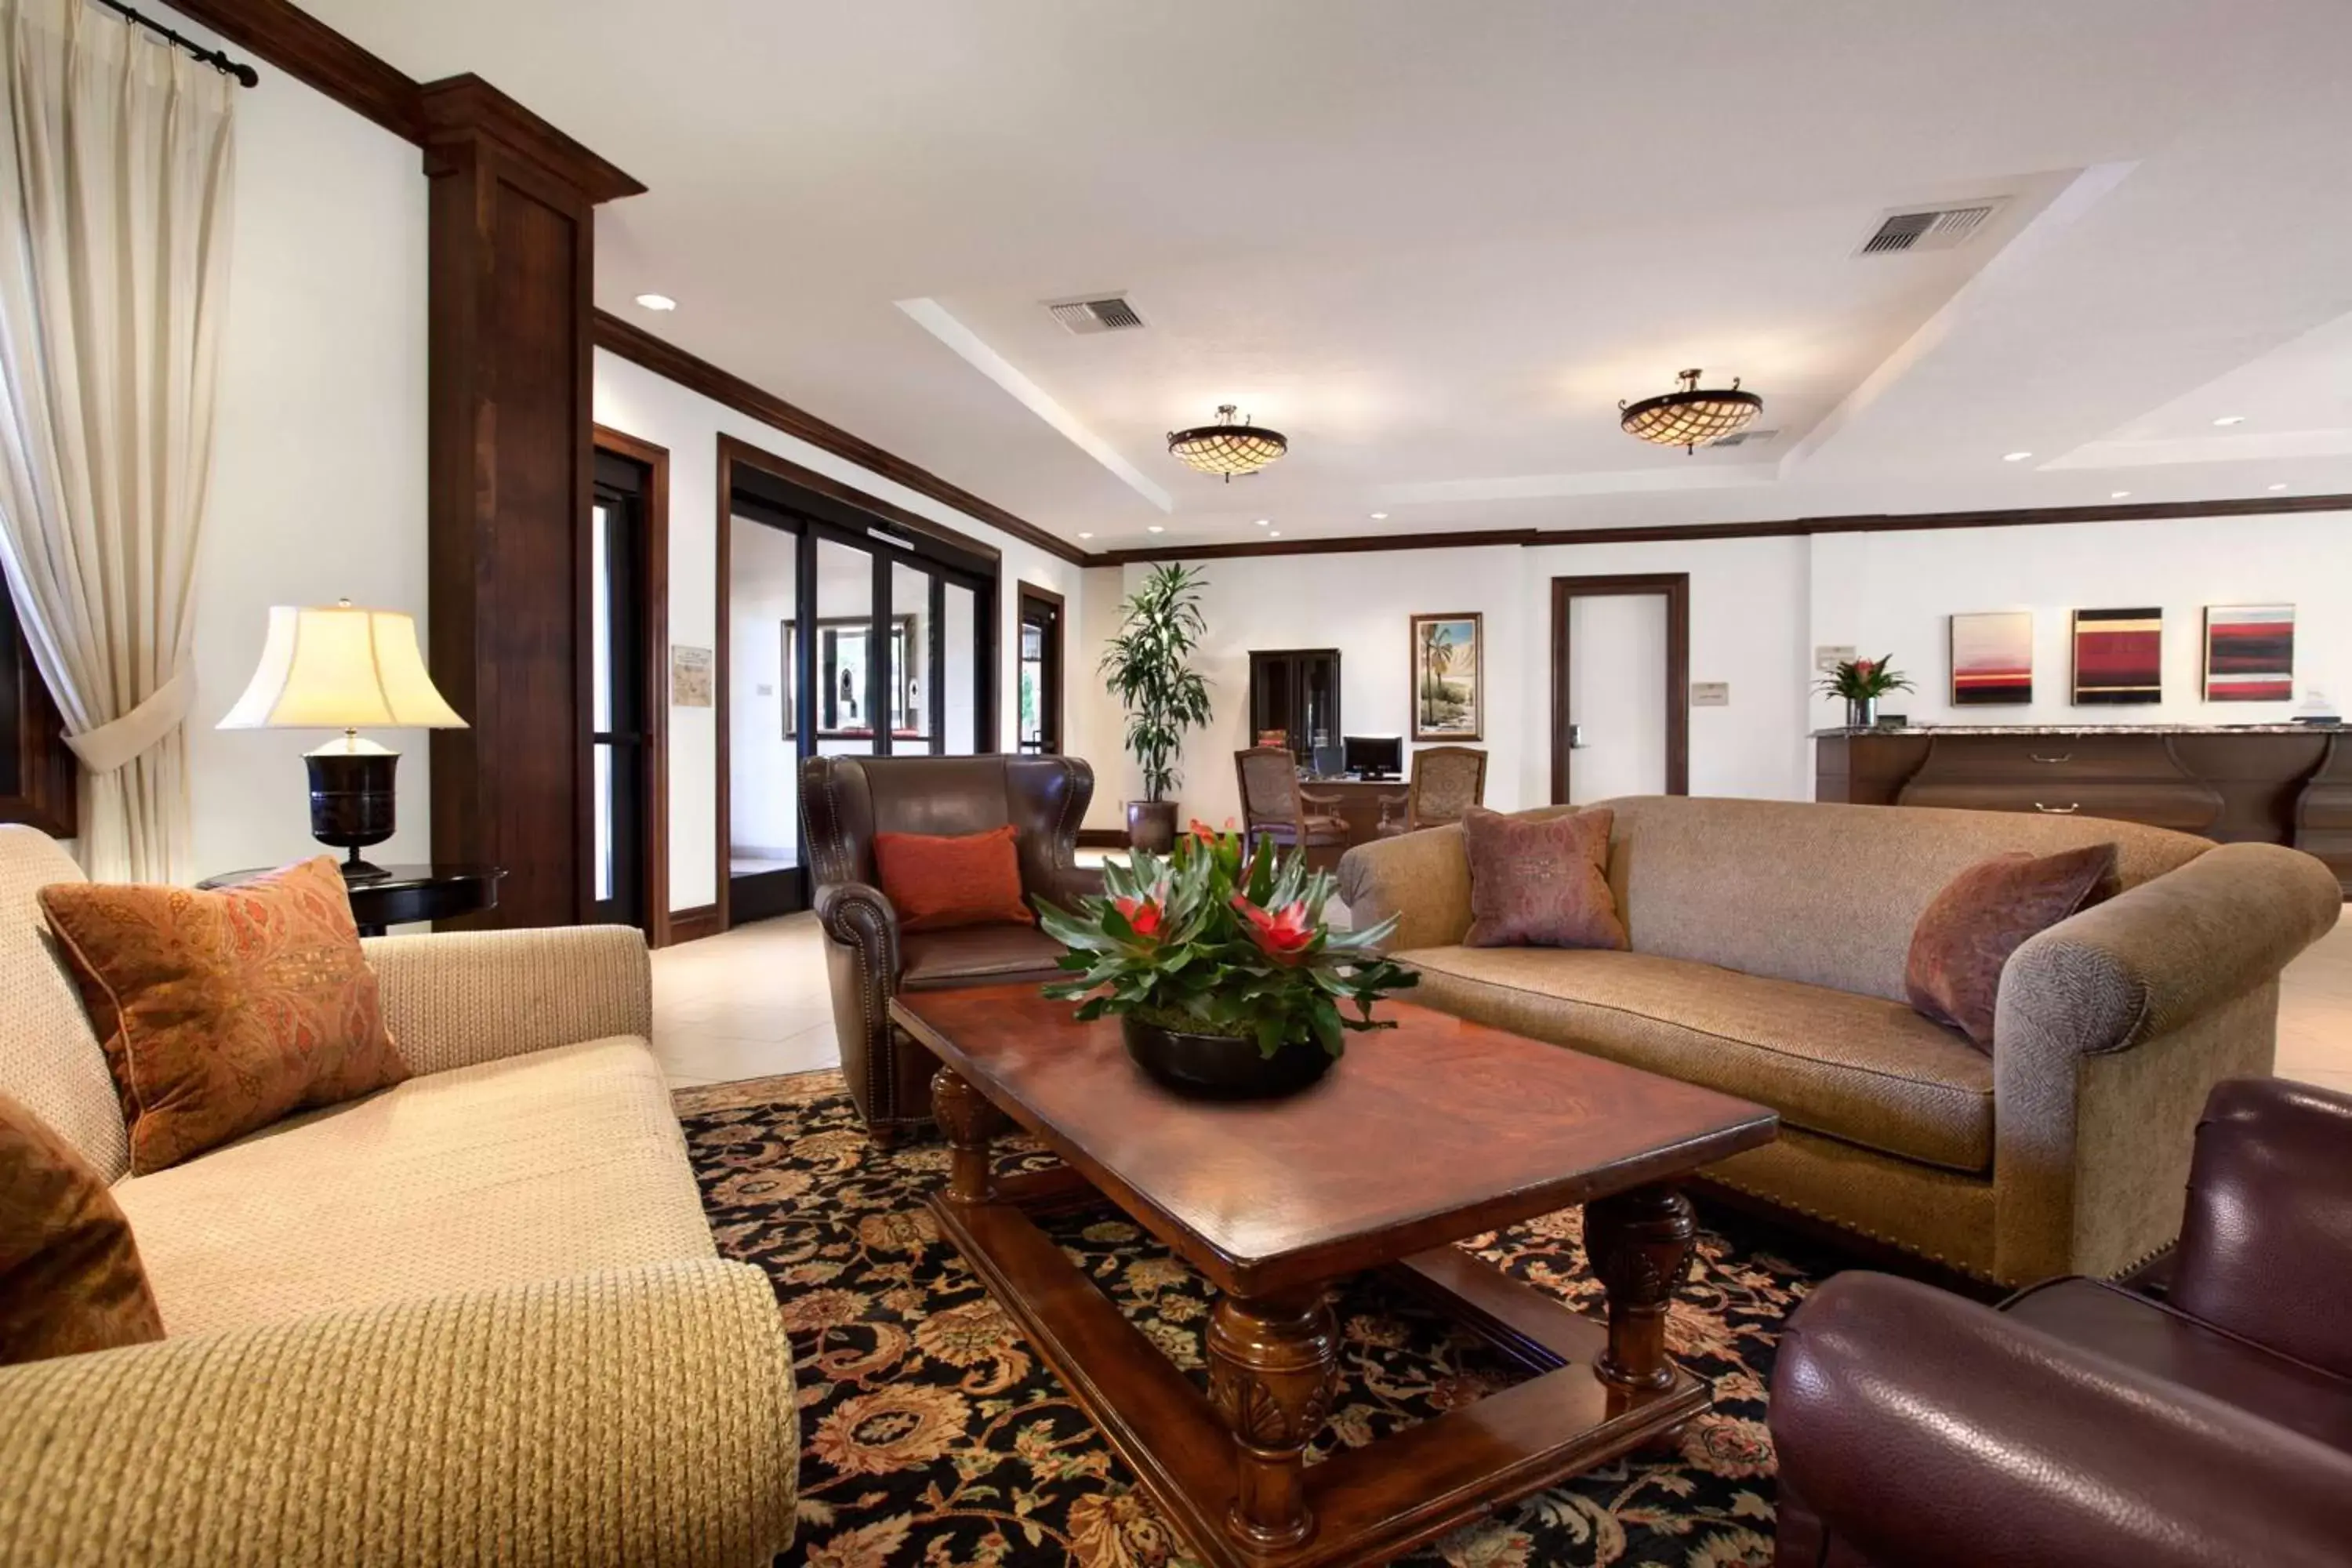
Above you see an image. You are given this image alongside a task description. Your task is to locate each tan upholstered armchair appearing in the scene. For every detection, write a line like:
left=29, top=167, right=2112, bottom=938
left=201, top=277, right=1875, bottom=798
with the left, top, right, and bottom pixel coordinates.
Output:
left=0, top=827, right=797, bottom=1567
left=1377, top=745, right=1488, bottom=837
left=802, top=753, right=1100, bottom=1145
left=1235, top=745, right=1347, bottom=862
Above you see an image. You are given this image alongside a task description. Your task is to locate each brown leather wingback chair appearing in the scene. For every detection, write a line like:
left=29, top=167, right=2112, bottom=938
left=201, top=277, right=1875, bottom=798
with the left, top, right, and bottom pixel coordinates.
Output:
left=801, top=754, right=1102, bottom=1145
left=1769, top=1076, right=2352, bottom=1568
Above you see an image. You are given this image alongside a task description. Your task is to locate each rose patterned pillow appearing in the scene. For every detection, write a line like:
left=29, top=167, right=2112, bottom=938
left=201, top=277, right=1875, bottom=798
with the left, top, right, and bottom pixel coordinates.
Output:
left=1461, top=806, right=1628, bottom=950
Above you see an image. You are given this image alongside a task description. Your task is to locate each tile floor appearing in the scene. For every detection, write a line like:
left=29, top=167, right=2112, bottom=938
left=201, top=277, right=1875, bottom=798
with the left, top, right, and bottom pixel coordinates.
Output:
left=650, top=904, right=2352, bottom=1094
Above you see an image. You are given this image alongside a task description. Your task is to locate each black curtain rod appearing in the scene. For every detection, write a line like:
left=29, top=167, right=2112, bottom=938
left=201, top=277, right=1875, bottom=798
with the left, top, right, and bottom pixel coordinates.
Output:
left=87, top=0, right=259, bottom=87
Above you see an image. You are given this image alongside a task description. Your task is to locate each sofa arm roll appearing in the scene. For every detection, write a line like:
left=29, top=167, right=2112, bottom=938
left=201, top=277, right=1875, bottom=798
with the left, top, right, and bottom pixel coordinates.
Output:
left=0, top=1259, right=798, bottom=1568
left=814, top=880, right=902, bottom=976
left=1997, top=840, right=2340, bottom=1058
left=1771, top=1272, right=2352, bottom=1568
left=364, top=924, right=653, bottom=1074
left=1335, top=826, right=1473, bottom=952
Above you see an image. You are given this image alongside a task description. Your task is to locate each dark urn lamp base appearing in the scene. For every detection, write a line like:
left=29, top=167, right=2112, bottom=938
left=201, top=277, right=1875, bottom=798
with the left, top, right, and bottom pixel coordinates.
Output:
left=305, top=739, right=400, bottom=884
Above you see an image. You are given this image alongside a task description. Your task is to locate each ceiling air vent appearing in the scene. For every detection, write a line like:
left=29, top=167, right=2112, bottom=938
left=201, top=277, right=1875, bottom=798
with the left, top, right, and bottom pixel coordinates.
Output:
left=1046, top=294, right=1145, bottom=334
left=1856, top=200, right=2005, bottom=256
left=1708, top=427, right=1780, bottom=449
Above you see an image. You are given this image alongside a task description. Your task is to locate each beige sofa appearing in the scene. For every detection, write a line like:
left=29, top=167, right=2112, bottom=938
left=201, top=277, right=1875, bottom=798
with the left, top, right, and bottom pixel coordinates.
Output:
left=1338, top=797, right=2343, bottom=1287
left=0, top=828, right=797, bottom=1567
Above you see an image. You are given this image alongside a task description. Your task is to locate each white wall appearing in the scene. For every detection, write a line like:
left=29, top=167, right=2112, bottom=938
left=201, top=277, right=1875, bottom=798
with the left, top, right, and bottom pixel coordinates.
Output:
left=179, top=14, right=430, bottom=877
left=592, top=349, right=1090, bottom=912
left=1081, top=514, right=2347, bottom=829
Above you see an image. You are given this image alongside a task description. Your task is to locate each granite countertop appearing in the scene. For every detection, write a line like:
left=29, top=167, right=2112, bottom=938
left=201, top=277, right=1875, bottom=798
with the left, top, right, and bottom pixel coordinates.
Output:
left=1812, top=724, right=2351, bottom=737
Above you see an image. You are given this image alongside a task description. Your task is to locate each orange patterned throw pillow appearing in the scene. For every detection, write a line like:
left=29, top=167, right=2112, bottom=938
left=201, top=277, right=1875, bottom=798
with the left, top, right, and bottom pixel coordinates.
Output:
left=1905, top=843, right=2121, bottom=1051
left=873, top=825, right=1034, bottom=933
left=0, top=1091, right=164, bottom=1363
left=38, top=857, right=410, bottom=1174
left=1461, top=805, right=1629, bottom=950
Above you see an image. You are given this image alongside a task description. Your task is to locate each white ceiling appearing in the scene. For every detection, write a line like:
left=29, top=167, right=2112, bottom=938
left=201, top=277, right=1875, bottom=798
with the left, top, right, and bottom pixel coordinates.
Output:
left=305, top=0, right=2352, bottom=549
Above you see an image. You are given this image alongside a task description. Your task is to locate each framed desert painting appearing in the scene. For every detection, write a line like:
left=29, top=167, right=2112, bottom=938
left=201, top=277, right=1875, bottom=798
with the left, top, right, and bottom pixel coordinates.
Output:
left=1410, top=612, right=1483, bottom=740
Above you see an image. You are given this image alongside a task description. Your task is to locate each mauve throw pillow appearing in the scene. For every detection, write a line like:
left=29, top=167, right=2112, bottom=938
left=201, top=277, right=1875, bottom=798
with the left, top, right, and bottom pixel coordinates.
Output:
left=0, top=1091, right=165, bottom=1363
left=38, top=856, right=410, bottom=1175
left=873, top=825, right=1035, bottom=933
left=1461, top=805, right=1628, bottom=950
left=1905, top=843, right=2122, bottom=1051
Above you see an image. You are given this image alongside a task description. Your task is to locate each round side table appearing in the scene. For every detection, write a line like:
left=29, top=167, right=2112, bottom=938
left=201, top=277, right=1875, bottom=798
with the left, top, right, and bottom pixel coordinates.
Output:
left=197, top=864, right=503, bottom=936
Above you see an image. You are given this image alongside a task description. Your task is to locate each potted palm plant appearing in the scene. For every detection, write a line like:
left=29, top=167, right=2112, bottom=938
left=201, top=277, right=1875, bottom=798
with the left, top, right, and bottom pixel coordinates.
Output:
left=1037, top=823, right=1417, bottom=1098
left=1101, top=563, right=1213, bottom=851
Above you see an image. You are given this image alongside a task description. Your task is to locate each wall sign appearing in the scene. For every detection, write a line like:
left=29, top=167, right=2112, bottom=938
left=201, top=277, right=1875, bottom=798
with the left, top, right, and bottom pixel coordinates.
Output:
left=670, top=645, right=713, bottom=708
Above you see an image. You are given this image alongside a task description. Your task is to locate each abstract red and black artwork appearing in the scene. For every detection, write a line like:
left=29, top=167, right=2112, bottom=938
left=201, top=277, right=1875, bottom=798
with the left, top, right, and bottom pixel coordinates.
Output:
left=2071, top=608, right=2162, bottom=704
left=1951, top=611, right=2034, bottom=705
left=2203, top=604, right=2294, bottom=702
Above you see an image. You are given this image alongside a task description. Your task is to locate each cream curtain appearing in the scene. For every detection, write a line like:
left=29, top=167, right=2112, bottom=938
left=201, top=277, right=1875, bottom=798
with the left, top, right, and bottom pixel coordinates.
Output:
left=0, top=0, right=234, bottom=881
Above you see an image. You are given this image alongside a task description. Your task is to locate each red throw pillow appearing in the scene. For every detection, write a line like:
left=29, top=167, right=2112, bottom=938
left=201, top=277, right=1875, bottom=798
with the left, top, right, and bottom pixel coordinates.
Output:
left=1461, top=805, right=1628, bottom=950
left=1905, top=843, right=2121, bottom=1050
left=873, top=826, right=1034, bottom=933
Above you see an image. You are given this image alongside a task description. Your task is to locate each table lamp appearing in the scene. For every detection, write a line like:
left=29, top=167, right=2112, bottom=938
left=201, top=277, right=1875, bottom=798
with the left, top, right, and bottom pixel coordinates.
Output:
left=216, top=600, right=468, bottom=882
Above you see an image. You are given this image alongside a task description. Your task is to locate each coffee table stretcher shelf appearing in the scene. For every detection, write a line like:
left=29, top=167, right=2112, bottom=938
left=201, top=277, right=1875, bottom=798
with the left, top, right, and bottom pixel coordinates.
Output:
left=897, top=988, right=1778, bottom=1568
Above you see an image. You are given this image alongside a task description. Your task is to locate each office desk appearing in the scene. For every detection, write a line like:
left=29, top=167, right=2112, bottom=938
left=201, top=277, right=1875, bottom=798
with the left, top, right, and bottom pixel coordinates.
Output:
left=1300, top=775, right=1407, bottom=865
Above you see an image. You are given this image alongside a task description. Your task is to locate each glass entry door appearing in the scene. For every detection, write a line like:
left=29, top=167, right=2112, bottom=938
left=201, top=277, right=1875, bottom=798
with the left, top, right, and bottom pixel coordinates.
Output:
left=588, top=456, right=652, bottom=931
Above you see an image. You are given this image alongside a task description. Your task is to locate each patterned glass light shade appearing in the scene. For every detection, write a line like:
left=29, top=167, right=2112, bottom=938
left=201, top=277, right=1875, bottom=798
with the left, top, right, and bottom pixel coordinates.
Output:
left=1618, top=369, right=1762, bottom=453
left=1167, top=404, right=1289, bottom=481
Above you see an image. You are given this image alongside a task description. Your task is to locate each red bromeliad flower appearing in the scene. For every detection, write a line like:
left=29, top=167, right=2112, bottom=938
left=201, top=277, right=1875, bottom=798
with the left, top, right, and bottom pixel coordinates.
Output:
left=1232, top=896, right=1314, bottom=961
left=1852, top=659, right=1876, bottom=677
left=1113, top=895, right=1164, bottom=939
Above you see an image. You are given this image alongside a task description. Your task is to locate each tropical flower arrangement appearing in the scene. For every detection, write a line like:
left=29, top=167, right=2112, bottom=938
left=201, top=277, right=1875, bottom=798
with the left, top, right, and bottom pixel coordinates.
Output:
left=1036, top=822, right=1417, bottom=1064
left=1813, top=654, right=1913, bottom=702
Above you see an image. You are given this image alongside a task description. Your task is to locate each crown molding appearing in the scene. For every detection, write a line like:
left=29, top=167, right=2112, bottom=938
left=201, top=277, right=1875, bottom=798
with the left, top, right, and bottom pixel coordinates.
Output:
left=417, top=75, right=644, bottom=202
left=160, top=0, right=424, bottom=142
left=593, top=310, right=1087, bottom=565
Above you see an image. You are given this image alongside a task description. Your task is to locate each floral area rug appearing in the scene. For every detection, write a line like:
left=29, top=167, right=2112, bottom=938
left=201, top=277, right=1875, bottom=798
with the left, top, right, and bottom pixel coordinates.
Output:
left=677, top=1071, right=1831, bottom=1568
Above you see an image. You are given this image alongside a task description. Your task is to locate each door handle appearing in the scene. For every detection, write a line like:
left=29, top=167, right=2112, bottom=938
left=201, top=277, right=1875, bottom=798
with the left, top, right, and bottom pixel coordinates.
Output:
left=2034, top=802, right=2081, bottom=815
left=2029, top=753, right=2073, bottom=764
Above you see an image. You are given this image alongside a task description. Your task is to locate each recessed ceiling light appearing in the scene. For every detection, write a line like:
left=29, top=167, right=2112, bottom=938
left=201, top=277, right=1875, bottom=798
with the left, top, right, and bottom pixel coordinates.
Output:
left=2267, top=482, right=2288, bottom=492
left=2213, top=415, right=2246, bottom=426
left=1147, top=525, right=1164, bottom=534
left=1253, top=518, right=1270, bottom=527
left=1369, top=512, right=1389, bottom=520
left=1269, top=530, right=1281, bottom=537
left=2111, top=490, right=2132, bottom=499
left=633, top=293, right=677, bottom=312
left=2002, top=451, right=2034, bottom=463
left=1078, top=532, right=1094, bottom=539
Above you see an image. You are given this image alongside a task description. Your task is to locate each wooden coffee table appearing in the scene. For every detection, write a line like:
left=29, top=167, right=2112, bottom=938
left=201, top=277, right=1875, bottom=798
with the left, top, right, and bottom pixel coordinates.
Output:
left=891, top=987, right=1778, bottom=1568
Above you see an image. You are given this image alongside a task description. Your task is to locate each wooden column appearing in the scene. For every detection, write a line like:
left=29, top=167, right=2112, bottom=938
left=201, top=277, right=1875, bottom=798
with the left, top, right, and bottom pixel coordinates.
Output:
left=419, top=77, right=642, bottom=929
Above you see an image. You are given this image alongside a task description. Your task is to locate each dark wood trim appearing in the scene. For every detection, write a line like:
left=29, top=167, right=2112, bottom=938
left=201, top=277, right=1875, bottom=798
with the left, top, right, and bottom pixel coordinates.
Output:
left=1550, top=574, right=1690, bottom=804
left=594, top=424, right=672, bottom=946
left=1098, top=493, right=2352, bottom=566
left=157, top=0, right=426, bottom=143
left=595, top=311, right=1086, bottom=566
left=416, top=75, right=641, bottom=202
left=665, top=903, right=723, bottom=945
left=1016, top=580, right=1066, bottom=756
left=717, top=432, right=999, bottom=567
left=714, top=444, right=737, bottom=936
left=1076, top=827, right=1128, bottom=849
left=0, top=592, right=76, bottom=838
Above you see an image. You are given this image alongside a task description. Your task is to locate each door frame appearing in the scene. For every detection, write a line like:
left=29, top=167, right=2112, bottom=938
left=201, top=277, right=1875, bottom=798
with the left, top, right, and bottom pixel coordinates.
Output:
left=589, top=425, right=671, bottom=946
left=1016, top=581, right=1066, bottom=754
left=1549, top=572, right=1690, bottom=803
left=717, top=434, right=1002, bottom=932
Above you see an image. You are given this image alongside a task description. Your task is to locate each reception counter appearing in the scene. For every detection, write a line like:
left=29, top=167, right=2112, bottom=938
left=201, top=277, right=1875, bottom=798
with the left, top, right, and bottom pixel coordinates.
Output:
left=1814, top=724, right=2352, bottom=894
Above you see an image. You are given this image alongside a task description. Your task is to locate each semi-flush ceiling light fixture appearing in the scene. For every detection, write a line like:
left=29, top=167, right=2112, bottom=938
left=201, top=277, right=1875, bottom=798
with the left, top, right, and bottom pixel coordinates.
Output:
left=1618, top=368, right=1761, bottom=453
left=1167, top=403, right=1288, bottom=481
left=634, top=292, right=677, bottom=311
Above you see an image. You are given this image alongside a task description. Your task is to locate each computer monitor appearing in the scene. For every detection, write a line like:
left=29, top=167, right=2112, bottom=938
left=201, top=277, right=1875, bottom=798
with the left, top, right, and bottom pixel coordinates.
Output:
left=1343, top=735, right=1403, bottom=780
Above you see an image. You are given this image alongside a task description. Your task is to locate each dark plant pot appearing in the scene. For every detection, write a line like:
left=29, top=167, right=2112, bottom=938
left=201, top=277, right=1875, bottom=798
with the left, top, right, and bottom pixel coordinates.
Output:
left=1122, top=1015, right=1334, bottom=1100
left=1125, top=798, right=1178, bottom=853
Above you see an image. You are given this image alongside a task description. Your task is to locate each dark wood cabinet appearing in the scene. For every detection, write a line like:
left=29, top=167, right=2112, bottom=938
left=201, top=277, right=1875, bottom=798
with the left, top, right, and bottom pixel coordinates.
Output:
left=1817, top=727, right=2352, bottom=895
left=1247, top=648, right=1341, bottom=767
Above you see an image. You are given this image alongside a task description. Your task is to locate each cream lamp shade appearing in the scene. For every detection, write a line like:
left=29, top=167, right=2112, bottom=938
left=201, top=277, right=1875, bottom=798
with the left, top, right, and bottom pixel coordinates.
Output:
left=218, top=602, right=467, bottom=736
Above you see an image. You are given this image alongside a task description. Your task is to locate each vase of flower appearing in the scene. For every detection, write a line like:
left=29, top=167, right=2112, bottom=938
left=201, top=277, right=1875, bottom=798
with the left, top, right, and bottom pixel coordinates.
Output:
left=1817, top=655, right=1911, bottom=731
left=1036, top=820, right=1419, bottom=1100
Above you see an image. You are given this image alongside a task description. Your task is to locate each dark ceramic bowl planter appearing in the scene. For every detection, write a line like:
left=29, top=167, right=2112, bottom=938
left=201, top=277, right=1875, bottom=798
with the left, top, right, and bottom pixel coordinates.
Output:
left=1125, top=799, right=1178, bottom=853
left=1121, top=1014, right=1334, bottom=1100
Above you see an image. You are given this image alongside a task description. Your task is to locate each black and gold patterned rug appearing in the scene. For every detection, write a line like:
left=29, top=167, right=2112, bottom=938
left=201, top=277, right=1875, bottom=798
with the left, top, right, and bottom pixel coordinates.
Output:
left=678, top=1071, right=1827, bottom=1568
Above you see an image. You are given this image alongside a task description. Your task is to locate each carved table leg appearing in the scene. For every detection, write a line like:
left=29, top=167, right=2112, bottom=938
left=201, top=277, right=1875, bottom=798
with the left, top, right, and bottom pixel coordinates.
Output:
left=1584, top=1183, right=1697, bottom=1394
left=1207, top=1287, right=1340, bottom=1551
left=931, top=1066, right=1004, bottom=1207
